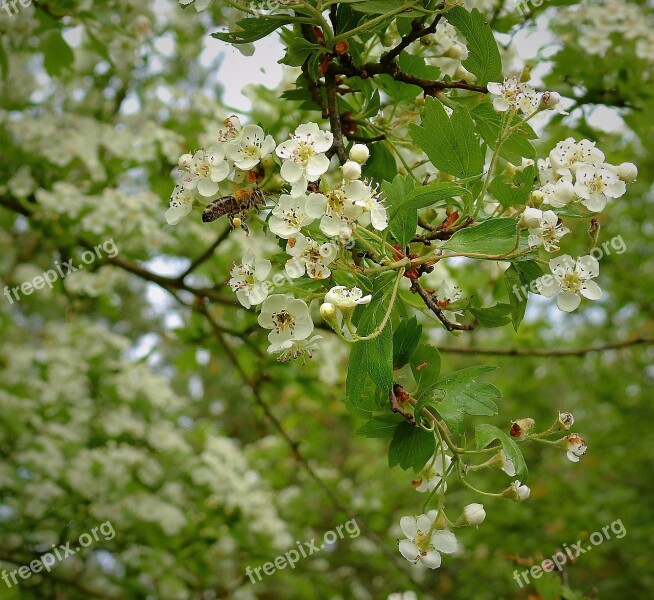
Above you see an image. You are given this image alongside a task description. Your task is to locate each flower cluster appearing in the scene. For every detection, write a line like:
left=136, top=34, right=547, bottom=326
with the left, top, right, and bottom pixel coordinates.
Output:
left=516, top=138, right=637, bottom=312
left=488, top=77, right=567, bottom=116
left=166, top=116, right=275, bottom=225
left=170, top=124, right=389, bottom=361
left=537, top=138, right=634, bottom=213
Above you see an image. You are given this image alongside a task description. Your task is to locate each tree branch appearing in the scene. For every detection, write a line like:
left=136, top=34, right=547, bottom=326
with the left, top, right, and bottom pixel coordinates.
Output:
left=436, top=336, right=654, bottom=357
left=410, top=279, right=475, bottom=332
left=325, top=71, right=348, bottom=163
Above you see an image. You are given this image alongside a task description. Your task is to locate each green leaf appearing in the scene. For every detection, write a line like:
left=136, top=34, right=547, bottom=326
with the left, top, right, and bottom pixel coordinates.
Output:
left=504, top=265, right=526, bottom=331
left=388, top=181, right=470, bottom=248
left=279, top=38, right=322, bottom=67
left=393, top=317, right=422, bottom=370
left=446, top=7, right=503, bottom=85
left=410, top=344, right=441, bottom=397
left=42, top=31, right=75, bottom=77
left=350, top=0, right=425, bottom=17
left=388, top=422, right=436, bottom=470
left=442, top=218, right=518, bottom=256
left=435, top=366, right=500, bottom=435
left=346, top=273, right=396, bottom=405
left=472, top=103, right=537, bottom=163
left=212, top=17, right=292, bottom=44
left=489, top=165, right=538, bottom=208
left=398, top=52, right=441, bottom=80
left=358, top=414, right=405, bottom=438
left=376, top=74, right=422, bottom=101
left=469, top=304, right=513, bottom=328
left=362, top=142, right=397, bottom=184
left=409, top=97, right=484, bottom=179
left=475, top=424, right=528, bottom=481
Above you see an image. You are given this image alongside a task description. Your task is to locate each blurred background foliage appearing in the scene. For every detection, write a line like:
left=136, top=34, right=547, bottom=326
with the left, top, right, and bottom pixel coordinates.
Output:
left=0, top=0, right=652, bottom=598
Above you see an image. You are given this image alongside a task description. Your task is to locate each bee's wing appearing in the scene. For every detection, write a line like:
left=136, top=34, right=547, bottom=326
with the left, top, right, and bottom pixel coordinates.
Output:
left=202, top=197, right=230, bottom=223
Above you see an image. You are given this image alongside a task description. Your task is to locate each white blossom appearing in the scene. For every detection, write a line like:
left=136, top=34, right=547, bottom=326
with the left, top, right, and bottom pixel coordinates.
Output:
left=549, top=138, right=605, bottom=176
left=306, top=184, right=364, bottom=239
left=398, top=514, right=458, bottom=569
left=285, top=234, right=337, bottom=280
left=257, top=294, right=314, bottom=354
left=276, top=123, right=333, bottom=195
left=411, top=452, right=452, bottom=493
left=566, top=434, right=588, bottom=462
left=229, top=249, right=272, bottom=308
left=535, top=255, right=602, bottom=312
left=186, top=147, right=230, bottom=197
left=226, top=124, right=275, bottom=171
left=525, top=209, right=570, bottom=252
left=165, top=185, right=196, bottom=225
left=463, top=503, right=486, bottom=526
left=324, top=286, right=372, bottom=311
left=269, top=193, right=315, bottom=239
left=574, top=164, right=627, bottom=212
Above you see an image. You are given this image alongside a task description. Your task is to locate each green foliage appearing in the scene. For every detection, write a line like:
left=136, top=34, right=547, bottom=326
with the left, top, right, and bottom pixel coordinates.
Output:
left=410, top=97, right=485, bottom=178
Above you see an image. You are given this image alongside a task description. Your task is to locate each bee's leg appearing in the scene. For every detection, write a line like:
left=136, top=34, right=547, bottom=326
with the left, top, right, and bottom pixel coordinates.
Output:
left=241, top=221, right=250, bottom=236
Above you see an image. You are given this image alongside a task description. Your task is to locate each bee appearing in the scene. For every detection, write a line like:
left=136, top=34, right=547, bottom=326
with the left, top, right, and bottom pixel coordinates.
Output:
left=202, top=187, right=266, bottom=234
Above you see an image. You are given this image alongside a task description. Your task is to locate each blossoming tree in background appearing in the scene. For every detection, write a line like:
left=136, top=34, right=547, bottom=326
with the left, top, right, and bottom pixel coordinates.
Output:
left=1, top=1, right=653, bottom=599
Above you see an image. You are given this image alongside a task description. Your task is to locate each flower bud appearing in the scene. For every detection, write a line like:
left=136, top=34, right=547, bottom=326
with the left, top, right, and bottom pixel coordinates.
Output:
left=454, top=65, right=476, bottom=83
left=530, top=190, right=545, bottom=205
left=617, top=162, right=638, bottom=183
left=557, top=179, right=576, bottom=203
left=178, top=153, right=193, bottom=170
left=461, top=503, right=486, bottom=526
left=502, top=481, right=531, bottom=502
left=541, top=91, right=561, bottom=109
left=320, top=302, right=337, bottom=320
left=443, top=43, right=465, bottom=59
left=556, top=411, right=574, bottom=430
left=520, top=207, right=542, bottom=229
left=349, top=144, right=370, bottom=164
left=342, top=160, right=362, bottom=180
left=510, top=418, right=535, bottom=440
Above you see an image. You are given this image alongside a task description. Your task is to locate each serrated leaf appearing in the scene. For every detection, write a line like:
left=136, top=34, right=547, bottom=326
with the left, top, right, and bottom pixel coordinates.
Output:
left=410, top=98, right=484, bottom=179
left=469, top=304, right=513, bottom=328
left=475, top=424, right=528, bottom=481
left=410, top=344, right=441, bottom=397
left=434, top=366, right=500, bottom=435
left=442, top=218, right=518, bottom=256
left=504, top=265, right=527, bottom=331
left=446, top=7, right=503, bottom=85
left=490, top=165, right=538, bottom=208
left=388, top=422, right=436, bottom=470
left=388, top=181, right=470, bottom=248
left=279, top=38, right=322, bottom=67
left=212, top=17, right=292, bottom=44
left=472, top=103, right=537, bottom=163
left=346, top=273, right=396, bottom=405
left=358, top=415, right=405, bottom=438
left=393, top=317, right=422, bottom=369
left=376, top=73, right=422, bottom=101
left=362, top=142, right=397, bottom=184
left=398, top=52, right=441, bottom=80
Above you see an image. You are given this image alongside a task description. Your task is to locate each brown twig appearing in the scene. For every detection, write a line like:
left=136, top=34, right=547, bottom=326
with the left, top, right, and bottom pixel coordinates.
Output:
left=410, top=279, right=475, bottom=332
left=437, top=336, right=654, bottom=357
left=325, top=71, right=348, bottom=163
